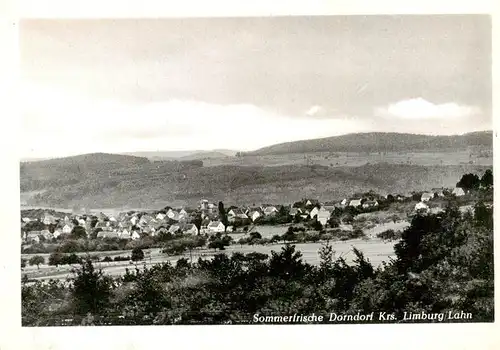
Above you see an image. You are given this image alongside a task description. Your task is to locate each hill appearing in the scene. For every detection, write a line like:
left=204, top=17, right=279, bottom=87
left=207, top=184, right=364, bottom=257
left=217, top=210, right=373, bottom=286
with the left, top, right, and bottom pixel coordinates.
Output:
left=20, top=156, right=490, bottom=209
left=179, top=151, right=232, bottom=161
left=123, top=149, right=237, bottom=160
left=245, top=131, right=492, bottom=156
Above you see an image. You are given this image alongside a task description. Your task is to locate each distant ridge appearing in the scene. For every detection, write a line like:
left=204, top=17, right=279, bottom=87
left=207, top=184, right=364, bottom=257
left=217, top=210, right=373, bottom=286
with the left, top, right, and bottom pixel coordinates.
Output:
left=245, top=131, right=493, bottom=156
left=122, top=149, right=237, bottom=160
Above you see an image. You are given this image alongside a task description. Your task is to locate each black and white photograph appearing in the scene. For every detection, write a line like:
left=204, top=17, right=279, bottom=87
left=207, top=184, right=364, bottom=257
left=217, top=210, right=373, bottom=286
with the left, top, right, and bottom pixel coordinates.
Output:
left=18, top=13, right=494, bottom=328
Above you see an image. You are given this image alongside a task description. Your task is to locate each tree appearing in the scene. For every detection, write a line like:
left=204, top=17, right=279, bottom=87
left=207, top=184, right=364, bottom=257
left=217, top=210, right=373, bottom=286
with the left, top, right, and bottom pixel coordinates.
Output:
left=311, top=219, right=323, bottom=231
left=250, top=231, right=262, bottom=240
left=131, top=247, right=145, bottom=261
left=48, top=252, right=64, bottom=266
left=456, top=173, right=480, bottom=191
left=29, top=255, right=45, bottom=269
left=192, top=213, right=203, bottom=231
left=21, top=258, right=27, bottom=269
left=326, top=215, right=339, bottom=228
left=71, top=226, right=87, bottom=240
left=319, top=240, right=335, bottom=275
left=480, top=169, right=493, bottom=189
left=70, top=259, right=112, bottom=317
left=218, top=201, right=229, bottom=232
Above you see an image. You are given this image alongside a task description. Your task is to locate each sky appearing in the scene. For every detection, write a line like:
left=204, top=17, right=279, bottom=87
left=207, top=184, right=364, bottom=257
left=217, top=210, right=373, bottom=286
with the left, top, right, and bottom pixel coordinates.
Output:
left=20, top=15, right=492, bottom=159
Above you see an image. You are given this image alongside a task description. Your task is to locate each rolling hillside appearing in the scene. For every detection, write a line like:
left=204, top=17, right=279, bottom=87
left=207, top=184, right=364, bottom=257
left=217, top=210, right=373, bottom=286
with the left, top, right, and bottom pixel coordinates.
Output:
left=245, top=131, right=492, bottom=156
left=20, top=153, right=490, bottom=209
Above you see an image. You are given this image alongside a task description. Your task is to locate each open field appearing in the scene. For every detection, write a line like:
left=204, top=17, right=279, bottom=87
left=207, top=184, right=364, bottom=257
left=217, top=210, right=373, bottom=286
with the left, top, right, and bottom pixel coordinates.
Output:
left=22, top=238, right=396, bottom=281
left=201, top=150, right=492, bottom=168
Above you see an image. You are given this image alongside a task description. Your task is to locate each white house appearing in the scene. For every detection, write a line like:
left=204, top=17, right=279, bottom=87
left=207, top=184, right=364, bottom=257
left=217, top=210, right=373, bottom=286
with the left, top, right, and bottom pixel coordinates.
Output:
left=249, top=210, right=262, bottom=222
left=317, top=208, right=331, bottom=226
left=415, top=202, right=429, bottom=212
left=130, top=216, right=138, bottom=226
left=119, top=229, right=130, bottom=239
left=362, top=200, right=379, bottom=209
left=62, top=224, right=73, bottom=234
left=309, top=207, right=320, bottom=219
left=169, top=225, right=181, bottom=234
left=263, top=206, right=278, bottom=216
left=183, top=224, right=199, bottom=235
left=131, top=231, right=141, bottom=240
left=421, top=193, right=434, bottom=202
left=156, top=213, right=166, bottom=220
left=207, top=221, right=225, bottom=233
left=166, top=209, right=177, bottom=219
left=340, top=198, right=348, bottom=206
left=452, top=187, right=466, bottom=197
left=53, top=229, right=62, bottom=239
left=42, top=214, right=56, bottom=225
left=349, top=199, right=362, bottom=207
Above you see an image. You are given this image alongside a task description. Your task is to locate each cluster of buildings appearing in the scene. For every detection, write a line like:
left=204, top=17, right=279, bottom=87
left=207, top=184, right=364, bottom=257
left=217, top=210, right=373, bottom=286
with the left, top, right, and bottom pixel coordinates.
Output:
left=21, top=186, right=470, bottom=245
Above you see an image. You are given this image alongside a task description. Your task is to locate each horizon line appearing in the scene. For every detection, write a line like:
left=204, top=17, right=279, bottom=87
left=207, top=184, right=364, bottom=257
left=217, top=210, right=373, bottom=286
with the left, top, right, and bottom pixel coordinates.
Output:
left=20, top=129, right=492, bottom=162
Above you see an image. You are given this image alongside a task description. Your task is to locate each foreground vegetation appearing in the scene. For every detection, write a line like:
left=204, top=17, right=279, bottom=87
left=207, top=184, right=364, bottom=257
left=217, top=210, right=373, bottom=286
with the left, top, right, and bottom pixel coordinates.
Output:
left=22, top=200, right=493, bottom=325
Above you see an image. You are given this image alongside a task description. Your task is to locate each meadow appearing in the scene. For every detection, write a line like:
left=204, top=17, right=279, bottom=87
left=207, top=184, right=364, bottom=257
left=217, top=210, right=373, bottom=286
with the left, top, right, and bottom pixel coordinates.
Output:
left=22, top=238, right=396, bottom=281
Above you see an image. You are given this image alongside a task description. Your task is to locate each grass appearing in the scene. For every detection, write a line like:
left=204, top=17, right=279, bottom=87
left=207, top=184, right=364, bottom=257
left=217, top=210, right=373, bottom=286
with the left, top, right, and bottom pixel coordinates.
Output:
left=23, top=238, right=396, bottom=281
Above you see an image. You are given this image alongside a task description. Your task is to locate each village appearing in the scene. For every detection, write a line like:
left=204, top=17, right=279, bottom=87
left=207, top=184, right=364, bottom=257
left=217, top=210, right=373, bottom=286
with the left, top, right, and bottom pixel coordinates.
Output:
left=21, top=184, right=472, bottom=247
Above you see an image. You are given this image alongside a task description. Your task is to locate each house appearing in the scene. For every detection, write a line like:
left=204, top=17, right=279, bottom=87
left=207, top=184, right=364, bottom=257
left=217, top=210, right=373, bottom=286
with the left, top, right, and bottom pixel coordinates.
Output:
left=289, top=208, right=302, bottom=216
left=42, top=214, right=57, bottom=225
left=340, top=198, right=348, bottom=206
left=228, top=208, right=242, bottom=217
left=78, top=218, right=86, bottom=226
left=62, top=224, right=73, bottom=234
left=317, top=208, right=331, bottom=226
left=263, top=206, right=278, bottom=216
left=183, top=224, right=199, bottom=235
left=349, top=199, right=363, bottom=207
left=169, top=225, right=181, bottom=234
left=131, top=231, right=141, bottom=240
left=431, top=188, right=445, bottom=197
left=166, top=209, right=177, bottom=220
left=415, top=202, right=429, bottom=212
left=40, top=229, right=53, bottom=240
left=118, top=229, right=130, bottom=239
left=26, top=232, right=41, bottom=244
left=248, top=210, right=262, bottom=222
left=396, top=194, right=405, bottom=201
left=420, top=193, right=435, bottom=202
left=207, top=221, right=225, bottom=233
left=200, top=199, right=209, bottom=210
left=305, top=199, right=319, bottom=207
left=362, top=200, right=379, bottom=209
left=130, top=216, right=138, bottom=226
left=309, top=207, right=320, bottom=219
left=97, top=231, right=119, bottom=239
left=179, top=209, right=188, bottom=216
left=323, top=202, right=336, bottom=211
left=156, top=213, right=166, bottom=220
left=53, top=229, right=62, bottom=239
left=452, top=187, right=466, bottom=197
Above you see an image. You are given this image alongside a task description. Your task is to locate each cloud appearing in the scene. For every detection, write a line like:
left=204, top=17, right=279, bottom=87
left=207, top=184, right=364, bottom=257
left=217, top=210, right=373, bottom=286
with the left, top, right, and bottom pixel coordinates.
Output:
left=375, top=98, right=481, bottom=120
left=305, top=105, right=323, bottom=116
left=20, top=81, right=368, bottom=158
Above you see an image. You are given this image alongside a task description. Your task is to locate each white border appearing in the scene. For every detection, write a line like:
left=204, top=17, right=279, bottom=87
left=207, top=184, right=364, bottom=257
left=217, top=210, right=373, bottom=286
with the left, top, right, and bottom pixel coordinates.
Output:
left=1, top=1, right=499, bottom=349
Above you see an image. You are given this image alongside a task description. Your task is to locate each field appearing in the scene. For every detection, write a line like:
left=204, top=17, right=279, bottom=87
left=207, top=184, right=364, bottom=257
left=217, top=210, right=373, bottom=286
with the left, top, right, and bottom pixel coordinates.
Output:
left=201, top=150, right=492, bottom=168
left=22, top=238, right=396, bottom=281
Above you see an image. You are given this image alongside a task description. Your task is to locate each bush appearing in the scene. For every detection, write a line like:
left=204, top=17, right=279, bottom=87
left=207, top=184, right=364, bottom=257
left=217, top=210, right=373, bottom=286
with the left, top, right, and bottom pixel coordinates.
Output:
left=29, top=255, right=45, bottom=269
left=376, top=229, right=400, bottom=241
left=131, top=247, right=145, bottom=261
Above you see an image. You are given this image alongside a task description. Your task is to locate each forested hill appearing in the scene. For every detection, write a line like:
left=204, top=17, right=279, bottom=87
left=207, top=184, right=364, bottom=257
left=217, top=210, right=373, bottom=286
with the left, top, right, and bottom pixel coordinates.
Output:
left=20, top=152, right=203, bottom=193
left=245, top=131, right=492, bottom=156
